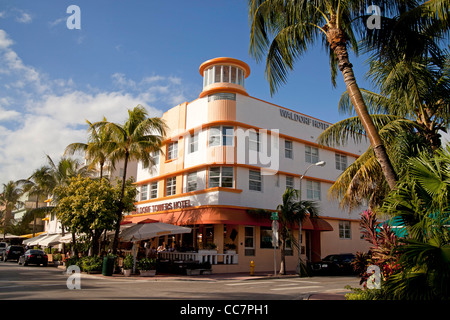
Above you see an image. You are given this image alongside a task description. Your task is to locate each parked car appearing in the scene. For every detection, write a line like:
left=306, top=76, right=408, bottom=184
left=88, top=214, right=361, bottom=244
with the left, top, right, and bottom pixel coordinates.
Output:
left=2, top=245, right=25, bottom=262
left=0, top=242, right=7, bottom=259
left=309, top=253, right=356, bottom=275
left=18, top=249, right=48, bottom=267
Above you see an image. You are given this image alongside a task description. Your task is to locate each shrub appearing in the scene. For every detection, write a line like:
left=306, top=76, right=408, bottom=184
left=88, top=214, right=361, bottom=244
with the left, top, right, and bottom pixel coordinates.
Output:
left=81, top=256, right=103, bottom=273
left=123, top=254, right=134, bottom=270
left=137, top=258, right=156, bottom=271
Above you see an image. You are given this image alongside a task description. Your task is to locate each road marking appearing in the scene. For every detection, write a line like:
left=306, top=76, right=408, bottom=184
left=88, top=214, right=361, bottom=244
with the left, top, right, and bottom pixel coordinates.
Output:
left=277, top=279, right=320, bottom=284
left=225, top=281, right=275, bottom=286
left=270, top=285, right=322, bottom=291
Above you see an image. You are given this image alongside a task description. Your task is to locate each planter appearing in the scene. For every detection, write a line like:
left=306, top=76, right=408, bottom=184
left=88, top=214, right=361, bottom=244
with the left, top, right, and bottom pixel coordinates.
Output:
left=139, top=270, right=156, bottom=277
left=123, top=269, right=132, bottom=277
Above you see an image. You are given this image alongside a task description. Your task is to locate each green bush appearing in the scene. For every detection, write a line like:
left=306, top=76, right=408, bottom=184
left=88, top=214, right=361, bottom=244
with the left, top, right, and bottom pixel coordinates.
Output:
left=81, top=256, right=103, bottom=273
left=137, top=257, right=156, bottom=271
left=123, top=254, right=134, bottom=270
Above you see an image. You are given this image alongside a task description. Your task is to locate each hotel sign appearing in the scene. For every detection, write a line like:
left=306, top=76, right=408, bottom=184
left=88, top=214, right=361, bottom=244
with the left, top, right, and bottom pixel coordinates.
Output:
left=136, top=199, right=193, bottom=214
left=279, top=109, right=330, bottom=130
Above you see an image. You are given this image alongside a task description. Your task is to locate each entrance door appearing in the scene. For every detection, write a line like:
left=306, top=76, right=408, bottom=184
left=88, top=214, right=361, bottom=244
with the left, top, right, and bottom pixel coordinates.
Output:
left=305, top=231, right=312, bottom=263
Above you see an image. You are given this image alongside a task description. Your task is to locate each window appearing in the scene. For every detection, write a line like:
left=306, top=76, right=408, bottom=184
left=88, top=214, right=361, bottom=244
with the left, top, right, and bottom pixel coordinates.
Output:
left=335, top=153, right=347, bottom=170
left=144, top=151, right=159, bottom=169
left=249, top=169, right=262, bottom=191
left=339, top=221, right=351, bottom=239
left=260, top=226, right=274, bottom=248
left=187, top=172, right=198, bottom=192
left=209, top=126, right=234, bottom=146
left=245, top=226, right=255, bottom=256
left=167, top=142, right=178, bottom=160
left=189, top=133, right=198, bottom=154
left=150, top=182, right=158, bottom=199
left=286, top=176, right=294, bottom=189
left=209, top=166, right=234, bottom=188
left=285, top=140, right=293, bottom=159
left=203, top=65, right=245, bottom=88
left=166, top=177, right=176, bottom=196
left=140, top=185, right=148, bottom=201
left=305, top=146, right=319, bottom=163
left=249, top=131, right=260, bottom=152
left=306, top=180, right=321, bottom=200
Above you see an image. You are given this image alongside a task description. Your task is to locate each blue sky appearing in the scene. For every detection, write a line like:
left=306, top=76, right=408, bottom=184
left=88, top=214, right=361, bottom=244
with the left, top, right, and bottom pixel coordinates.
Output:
left=0, top=0, right=376, bottom=183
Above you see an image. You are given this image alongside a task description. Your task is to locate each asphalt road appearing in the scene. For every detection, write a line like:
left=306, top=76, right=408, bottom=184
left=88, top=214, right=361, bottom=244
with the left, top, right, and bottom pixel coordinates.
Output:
left=0, top=261, right=361, bottom=301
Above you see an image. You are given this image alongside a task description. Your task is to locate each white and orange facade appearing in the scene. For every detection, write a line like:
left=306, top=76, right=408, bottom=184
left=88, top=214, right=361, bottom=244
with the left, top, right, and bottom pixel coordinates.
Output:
left=124, top=57, right=370, bottom=273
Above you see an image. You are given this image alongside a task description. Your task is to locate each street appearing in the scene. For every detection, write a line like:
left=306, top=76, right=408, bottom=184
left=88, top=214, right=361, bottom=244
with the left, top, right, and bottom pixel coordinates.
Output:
left=0, top=261, right=361, bottom=300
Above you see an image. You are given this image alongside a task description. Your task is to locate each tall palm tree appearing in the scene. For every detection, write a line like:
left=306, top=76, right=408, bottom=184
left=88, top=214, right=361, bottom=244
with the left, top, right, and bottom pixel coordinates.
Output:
left=0, top=181, right=24, bottom=240
left=248, top=0, right=398, bottom=189
left=92, top=105, right=167, bottom=254
left=277, top=188, right=319, bottom=275
left=64, top=118, right=112, bottom=180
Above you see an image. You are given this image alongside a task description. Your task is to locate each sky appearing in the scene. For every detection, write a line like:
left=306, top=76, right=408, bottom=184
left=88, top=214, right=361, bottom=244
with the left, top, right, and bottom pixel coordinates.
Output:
left=0, top=0, right=379, bottom=184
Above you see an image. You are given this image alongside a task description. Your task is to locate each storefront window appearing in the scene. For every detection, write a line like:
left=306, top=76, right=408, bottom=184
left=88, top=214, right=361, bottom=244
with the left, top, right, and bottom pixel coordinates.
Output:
left=245, top=226, right=255, bottom=256
left=260, top=227, right=274, bottom=248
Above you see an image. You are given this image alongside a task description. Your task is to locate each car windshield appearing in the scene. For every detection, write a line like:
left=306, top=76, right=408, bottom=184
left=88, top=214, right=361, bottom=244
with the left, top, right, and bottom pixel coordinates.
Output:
left=28, top=250, right=44, bottom=254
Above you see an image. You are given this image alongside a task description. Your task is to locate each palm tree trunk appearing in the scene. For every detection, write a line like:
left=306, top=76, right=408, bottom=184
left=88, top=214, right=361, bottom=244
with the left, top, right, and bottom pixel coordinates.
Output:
left=328, top=27, right=397, bottom=190
left=112, top=152, right=129, bottom=255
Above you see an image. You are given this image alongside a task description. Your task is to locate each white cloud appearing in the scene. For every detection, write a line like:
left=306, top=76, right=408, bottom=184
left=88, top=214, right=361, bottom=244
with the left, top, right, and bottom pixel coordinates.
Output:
left=16, top=12, right=32, bottom=24
left=0, top=29, right=192, bottom=183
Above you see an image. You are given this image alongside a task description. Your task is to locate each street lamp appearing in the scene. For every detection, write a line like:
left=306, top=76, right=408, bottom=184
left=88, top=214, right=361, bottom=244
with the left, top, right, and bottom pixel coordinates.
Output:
left=297, top=160, right=326, bottom=276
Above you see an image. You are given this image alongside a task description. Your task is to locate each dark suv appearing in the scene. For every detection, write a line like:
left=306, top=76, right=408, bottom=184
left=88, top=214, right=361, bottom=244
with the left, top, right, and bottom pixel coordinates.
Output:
left=309, top=253, right=356, bottom=275
left=3, top=245, right=25, bottom=262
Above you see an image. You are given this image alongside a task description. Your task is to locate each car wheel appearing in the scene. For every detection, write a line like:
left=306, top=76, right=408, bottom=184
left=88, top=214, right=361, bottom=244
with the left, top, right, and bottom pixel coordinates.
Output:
left=43, top=263, right=47, bottom=267
left=23, top=261, right=28, bottom=266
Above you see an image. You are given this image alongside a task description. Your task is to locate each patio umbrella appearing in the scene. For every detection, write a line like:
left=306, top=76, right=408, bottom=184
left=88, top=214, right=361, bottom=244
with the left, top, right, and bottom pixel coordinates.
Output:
left=119, top=219, right=191, bottom=273
left=119, top=219, right=191, bottom=242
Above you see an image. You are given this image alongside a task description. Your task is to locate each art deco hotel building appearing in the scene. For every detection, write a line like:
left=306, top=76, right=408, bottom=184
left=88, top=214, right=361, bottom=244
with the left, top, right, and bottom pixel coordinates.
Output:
left=124, top=57, right=370, bottom=273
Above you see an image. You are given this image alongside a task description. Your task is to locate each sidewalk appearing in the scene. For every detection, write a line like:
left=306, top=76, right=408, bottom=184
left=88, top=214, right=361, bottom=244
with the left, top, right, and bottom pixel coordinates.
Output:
left=78, top=269, right=300, bottom=282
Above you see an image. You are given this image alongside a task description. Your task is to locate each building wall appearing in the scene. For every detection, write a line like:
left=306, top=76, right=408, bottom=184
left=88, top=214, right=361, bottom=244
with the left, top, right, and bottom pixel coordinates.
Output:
left=132, top=58, right=372, bottom=269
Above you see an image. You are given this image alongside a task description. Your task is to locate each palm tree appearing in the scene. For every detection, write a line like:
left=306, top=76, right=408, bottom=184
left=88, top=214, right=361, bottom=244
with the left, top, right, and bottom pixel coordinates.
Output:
left=0, top=181, right=24, bottom=240
left=248, top=0, right=398, bottom=189
left=378, top=146, right=450, bottom=299
left=64, top=118, right=112, bottom=180
left=318, top=50, right=450, bottom=210
left=18, top=166, right=54, bottom=237
left=277, top=188, right=319, bottom=275
left=92, top=105, right=167, bottom=254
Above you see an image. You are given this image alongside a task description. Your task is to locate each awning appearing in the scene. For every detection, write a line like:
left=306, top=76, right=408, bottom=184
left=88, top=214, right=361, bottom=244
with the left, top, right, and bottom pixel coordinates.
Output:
left=120, top=219, right=192, bottom=242
left=38, top=234, right=62, bottom=247
left=310, top=217, right=333, bottom=231
left=24, top=233, right=48, bottom=246
left=20, top=231, right=46, bottom=239
left=125, top=207, right=333, bottom=231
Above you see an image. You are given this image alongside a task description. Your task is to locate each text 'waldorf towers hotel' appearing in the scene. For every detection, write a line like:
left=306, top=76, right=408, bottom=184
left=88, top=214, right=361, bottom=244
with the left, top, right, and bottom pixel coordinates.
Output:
left=124, top=57, right=370, bottom=273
